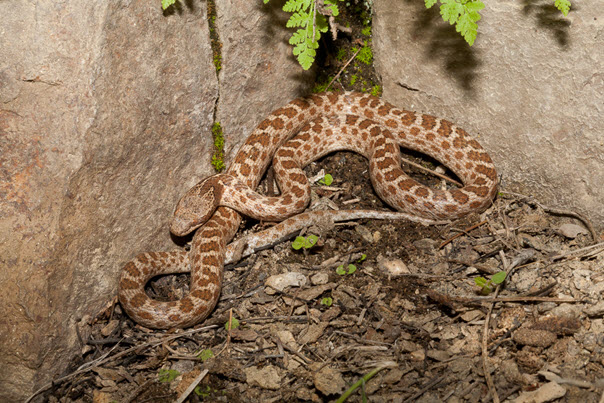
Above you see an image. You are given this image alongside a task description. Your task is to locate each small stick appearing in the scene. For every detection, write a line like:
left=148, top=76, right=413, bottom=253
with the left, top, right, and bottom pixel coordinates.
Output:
left=326, top=47, right=362, bottom=92
left=175, top=369, right=209, bottom=403
left=400, top=156, right=463, bottom=187
left=439, top=220, right=488, bottom=248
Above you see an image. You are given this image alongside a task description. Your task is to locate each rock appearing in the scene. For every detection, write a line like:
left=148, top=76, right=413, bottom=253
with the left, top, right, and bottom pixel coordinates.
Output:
left=265, top=272, right=307, bottom=294
left=377, top=256, right=410, bottom=277
left=310, top=271, right=329, bottom=285
left=513, top=328, right=557, bottom=348
left=244, top=365, right=282, bottom=390
left=312, top=366, right=346, bottom=395
left=556, top=223, right=589, bottom=239
left=511, top=381, right=566, bottom=403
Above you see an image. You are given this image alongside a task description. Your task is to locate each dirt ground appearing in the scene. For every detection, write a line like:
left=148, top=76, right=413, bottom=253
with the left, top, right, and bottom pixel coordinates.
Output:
left=38, top=148, right=604, bottom=403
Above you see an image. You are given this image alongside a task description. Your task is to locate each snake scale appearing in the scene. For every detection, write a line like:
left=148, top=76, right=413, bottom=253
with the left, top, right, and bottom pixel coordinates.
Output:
left=119, top=91, right=498, bottom=329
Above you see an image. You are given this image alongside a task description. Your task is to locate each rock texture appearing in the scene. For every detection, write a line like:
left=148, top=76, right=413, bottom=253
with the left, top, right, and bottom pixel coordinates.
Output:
left=0, top=0, right=310, bottom=400
left=374, top=0, right=604, bottom=230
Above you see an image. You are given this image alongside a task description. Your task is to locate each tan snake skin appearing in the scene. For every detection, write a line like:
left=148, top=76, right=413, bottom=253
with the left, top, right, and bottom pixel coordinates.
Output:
left=119, top=91, right=498, bottom=329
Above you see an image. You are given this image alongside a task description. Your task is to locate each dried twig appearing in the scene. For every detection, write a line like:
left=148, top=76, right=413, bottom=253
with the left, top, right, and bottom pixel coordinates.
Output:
left=439, top=220, right=488, bottom=248
left=325, top=47, right=362, bottom=91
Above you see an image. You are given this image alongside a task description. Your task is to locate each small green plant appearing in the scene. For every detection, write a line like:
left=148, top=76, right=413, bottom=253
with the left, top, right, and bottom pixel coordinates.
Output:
left=361, top=26, right=372, bottom=37
left=197, top=349, right=214, bottom=361
left=225, top=317, right=240, bottom=330
left=350, top=74, right=358, bottom=85
left=336, top=263, right=357, bottom=275
left=292, top=234, right=319, bottom=250
left=263, top=0, right=344, bottom=70
left=370, top=85, right=382, bottom=96
left=213, top=52, right=222, bottom=72
left=318, top=173, right=333, bottom=185
left=474, top=271, right=507, bottom=295
left=320, top=297, right=333, bottom=306
left=158, top=368, right=180, bottom=383
left=312, top=77, right=333, bottom=93
left=335, top=48, right=347, bottom=61
left=211, top=122, right=225, bottom=172
left=358, top=254, right=367, bottom=262
left=195, top=385, right=212, bottom=398
left=352, top=41, right=373, bottom=65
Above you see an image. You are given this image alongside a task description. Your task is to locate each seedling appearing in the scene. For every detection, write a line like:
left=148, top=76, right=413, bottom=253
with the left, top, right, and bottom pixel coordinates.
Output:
left=318, top=173, right=333, bottom=186
left=320, top=297, right=333, bottom=306
left=225, top=317, right=240, bottom=330
left=336, top=264, right=357, bottom=275
left=197, top=349, right=214, bottom=362
left=158, top=368, right=180, bottom=383
left=474, top=271, right=507, bottom=295
left=292, top=234, right=319, bottom=250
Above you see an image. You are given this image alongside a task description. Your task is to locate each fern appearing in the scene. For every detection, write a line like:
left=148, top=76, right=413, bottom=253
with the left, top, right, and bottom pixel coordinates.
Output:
left=555, top=0, right=571, bottom=16
left=161, top=0, right=176, bottom=10
left=265, top=0, right=343, bottom=70
left=425, top=0, right=571, bottom=46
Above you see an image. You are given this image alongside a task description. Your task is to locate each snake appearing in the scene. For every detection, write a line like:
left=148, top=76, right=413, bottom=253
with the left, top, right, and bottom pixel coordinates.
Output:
left=118, top=91, right=498, bottom=329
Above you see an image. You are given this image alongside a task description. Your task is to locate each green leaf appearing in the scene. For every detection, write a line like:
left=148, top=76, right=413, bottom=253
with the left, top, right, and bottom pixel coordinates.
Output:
left=292, top=236, right=306, bottom=250
left=305, top=234, right=318, bottom=248
left=225, top=317, right=240, bottom=330
left=319, top=173, right=333, bottom=185
left=425, top=0, right=438, bottom=8
left=287, top=11, right=310, bottom=28
left=474, top=277, right=488, bottom=288
left=347, top=264, right=357, bottom=274
left=197, top=349, right=214, bottom=361
left=161, top=0, right=176, bottom=10
left=293, top=235, right=318, bottom=250
left=457, top=12, right=479, bottom=46
left=325, top=0, right=341, bottom=16
left=158, top=368, right=180, bottom=383
left=336, top=265, right=346, bottom=275
left=440, top=0, right=464, bottom=24
left=465, top=0, right=485, bottom=12
left=554, top=0, right=571, bottom=16
left=491, top=271, right=507, bottom=285
left=358, top=254, right=367, bottom=262
left=321, top=297, right=333, bottom=306
left=283, top=0, right=311, bottom=12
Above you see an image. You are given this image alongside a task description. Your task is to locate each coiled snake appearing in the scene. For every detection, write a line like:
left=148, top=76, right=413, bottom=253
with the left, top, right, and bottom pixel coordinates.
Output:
left=119, top=91, right=498, bottom=329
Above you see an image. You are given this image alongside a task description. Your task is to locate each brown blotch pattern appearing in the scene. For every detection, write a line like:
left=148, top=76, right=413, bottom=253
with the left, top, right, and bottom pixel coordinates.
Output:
left=421, top=115, right=436, bottom=130
left=400, top=112, right=417, bottom=126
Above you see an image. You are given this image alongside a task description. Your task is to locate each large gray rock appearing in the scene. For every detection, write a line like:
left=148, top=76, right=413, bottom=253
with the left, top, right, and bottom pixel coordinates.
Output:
left=0, top=0, right=310, bottom=400
left=374, top=0, right=604, bottom=230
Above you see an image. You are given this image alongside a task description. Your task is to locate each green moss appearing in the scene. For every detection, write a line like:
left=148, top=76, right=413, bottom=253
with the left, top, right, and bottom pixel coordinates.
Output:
left=312, top=78, right=333, bottom=93
left=350, top=74, right=358, bottom=85
left=211, top=122, right=225, bottom=172
left=356, top=41, right=373, bottom=65
left=361, top=26, right=371, bottom=36
left=206, top=0, right=222, bottom=75
left=335, top=48, right=347, bottom=61
left=370, top=85, right=382, bottom=96
left=213, top=52, right=222, bottom=72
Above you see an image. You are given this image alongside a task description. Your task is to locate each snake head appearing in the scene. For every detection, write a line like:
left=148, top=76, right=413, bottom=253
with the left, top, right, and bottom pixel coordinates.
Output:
left=170, top=177, right=222, bottom=237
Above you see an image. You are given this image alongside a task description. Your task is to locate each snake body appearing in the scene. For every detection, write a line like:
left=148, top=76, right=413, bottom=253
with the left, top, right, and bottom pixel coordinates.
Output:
left=119, top=91, right=498, bottom=329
